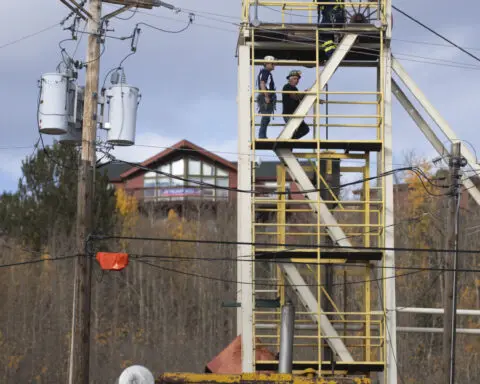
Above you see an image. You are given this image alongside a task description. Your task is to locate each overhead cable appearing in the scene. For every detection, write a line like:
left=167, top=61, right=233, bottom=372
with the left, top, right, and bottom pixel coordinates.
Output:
left=392, top=5, right=480, bottom=63
left=102, top=152, right=446, bottom=196
left=90, top=235, right=480, bottom=255
left=133, top=258, right=426, bottom=288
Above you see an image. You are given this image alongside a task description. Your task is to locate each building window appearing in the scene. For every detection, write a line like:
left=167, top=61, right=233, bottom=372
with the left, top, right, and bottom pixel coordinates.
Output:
left=144, top=178, right=157, bottom=198
left=144, top=157, right=230, bottom=200
left=217, top=168, right=228, bottom=177
left=172, top=159, right=184, bottom=175
left=202, top=162, right=214, bottom=176
left=188, top=159, right=201, bottom=175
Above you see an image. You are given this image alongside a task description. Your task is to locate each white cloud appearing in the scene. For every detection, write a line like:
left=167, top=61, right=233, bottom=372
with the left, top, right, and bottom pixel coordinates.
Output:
left=2, top=0, right=480, bottom=193
left=110, top=132, right=239, bottom=163
left=0, top=149, right=28, bottom=190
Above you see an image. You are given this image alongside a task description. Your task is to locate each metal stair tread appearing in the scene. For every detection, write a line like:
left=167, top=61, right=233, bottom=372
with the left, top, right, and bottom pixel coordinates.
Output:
left=254, top=139, right=383, bottom=152
left=255, top=249, right=383, bottom=262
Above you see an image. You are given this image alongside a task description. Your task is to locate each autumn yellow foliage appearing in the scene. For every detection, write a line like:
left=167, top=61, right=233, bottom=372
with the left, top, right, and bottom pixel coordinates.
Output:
left=404, top=160, right=434, bottom=215
left=115, top=188, right=139, bottom=250
left=166, top=209, right=196, bottom=271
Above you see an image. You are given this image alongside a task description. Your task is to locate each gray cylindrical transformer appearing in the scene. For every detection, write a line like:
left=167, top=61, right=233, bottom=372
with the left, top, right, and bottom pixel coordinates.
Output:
left=38, top=73, right=70, bottom=134
left=106, top=84, right=140, bottom=146
left=58, top=126, right=82, bottom=144
left=59, top=84, right=84, bottom=145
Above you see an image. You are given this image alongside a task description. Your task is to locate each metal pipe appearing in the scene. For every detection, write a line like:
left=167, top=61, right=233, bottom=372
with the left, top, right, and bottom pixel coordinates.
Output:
left=252, top=0, right=260, bottom=26
left=278, top=301, right=295, bottom=374
left=256, top=323, right=367, bottom=331
left=396, top=308, right=480, bottom=316
left=397, top=327, right=480, bottom=335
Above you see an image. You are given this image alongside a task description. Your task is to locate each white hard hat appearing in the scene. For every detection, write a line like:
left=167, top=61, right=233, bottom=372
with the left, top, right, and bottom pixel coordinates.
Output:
left=264, top=55, right=275, bottom=62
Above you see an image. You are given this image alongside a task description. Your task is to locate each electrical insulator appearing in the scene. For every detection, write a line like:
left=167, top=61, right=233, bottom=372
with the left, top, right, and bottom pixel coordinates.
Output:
left=38, top=73, right=71, bottom=134
left=58, top=85, right=85, bottom=144
left=105, top=83, right=141, bottom=146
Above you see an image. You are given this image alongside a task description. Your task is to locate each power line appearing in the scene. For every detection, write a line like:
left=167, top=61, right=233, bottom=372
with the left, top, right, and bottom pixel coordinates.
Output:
left=258, top=3, right=480, bottom=60
left=130, top=8, right=480, bottom=71
left=102, top=152, right=446, bottom=196
left=132, top=258, right=426, bottom=288
left=0, top=145, right=37, bottom=150
left=115, top=6, right=139, bottom=20
left=128, top=253, right=480, bottom=274
left=395, top=272, right=444, bottom=311
left=168, top=3, right=480, bottom=66
left=122, top=143, right=429, bottom=169
left=392, top=5, right=480, bottom=64
left=90, top=235, right=480, bottom=255
left=251, top=26, right=480, bottom=71
left=0, top=23, right=60, bottom=50
left=0, top=254, right=78, bottom=269
left=136, top=17, right=194, bottom=35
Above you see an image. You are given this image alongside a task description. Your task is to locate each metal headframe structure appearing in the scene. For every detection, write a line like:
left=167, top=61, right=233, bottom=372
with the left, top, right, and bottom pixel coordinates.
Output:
left=236, top=1, right=480, bottom=383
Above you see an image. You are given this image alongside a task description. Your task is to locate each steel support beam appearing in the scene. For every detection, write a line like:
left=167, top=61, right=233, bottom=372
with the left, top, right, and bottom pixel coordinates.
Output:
left=280, top=264, right=354, bottom=361
left=237, top=44, right=254, bottom=372
left=275, top=149, right=353, bottom=248
left=392, top=78, right=480, bottom=206
left=277, top=34, right=358, bottom=139
left=383, top=4, right=397, bottom=380
left=393, top=57, right=480, bottom=199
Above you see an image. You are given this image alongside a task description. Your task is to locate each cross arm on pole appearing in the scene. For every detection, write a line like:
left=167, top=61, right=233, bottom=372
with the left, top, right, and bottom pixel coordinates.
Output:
left=102, top=5, right=134, bottom=20
left=60, top=0, right=90, bottom=21
left=101, top=0, right=161, bottom=9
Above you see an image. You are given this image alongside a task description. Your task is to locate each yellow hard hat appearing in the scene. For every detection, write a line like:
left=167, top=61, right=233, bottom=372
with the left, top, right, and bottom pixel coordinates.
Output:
left=286, top=70, right=302, bottom=79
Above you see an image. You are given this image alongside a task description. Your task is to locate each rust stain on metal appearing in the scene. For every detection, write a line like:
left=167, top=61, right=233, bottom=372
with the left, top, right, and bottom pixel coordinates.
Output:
left=156, top=373, right=370, bottom=384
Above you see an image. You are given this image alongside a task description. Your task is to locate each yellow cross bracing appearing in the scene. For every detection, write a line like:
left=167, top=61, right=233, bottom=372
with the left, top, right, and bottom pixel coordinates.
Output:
left=237, top=1, right=393, bottom=382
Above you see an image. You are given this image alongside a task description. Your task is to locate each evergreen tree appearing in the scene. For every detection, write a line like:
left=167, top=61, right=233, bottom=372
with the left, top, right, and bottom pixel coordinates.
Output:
left=0, top=143, right=116, bottom=250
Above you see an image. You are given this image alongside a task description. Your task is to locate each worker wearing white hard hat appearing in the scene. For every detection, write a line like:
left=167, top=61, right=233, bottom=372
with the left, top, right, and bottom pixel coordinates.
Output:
left=257, top=55, right=277, bottom=139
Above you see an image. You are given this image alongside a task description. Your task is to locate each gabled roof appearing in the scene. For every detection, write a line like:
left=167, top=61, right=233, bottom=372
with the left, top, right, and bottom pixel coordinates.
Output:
left=97, top=161, right=131, bottom=181
left=120, top=139, right=237, bottom=179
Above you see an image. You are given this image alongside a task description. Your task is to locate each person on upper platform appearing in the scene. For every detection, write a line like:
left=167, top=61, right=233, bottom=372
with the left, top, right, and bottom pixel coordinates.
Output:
left=317, top=0, right=346, bottom=25
left=257, top=55, right=276, bottom=139
left=316, top=0, right=346, bottom=59
left=282, top=70, right=310, bottom=140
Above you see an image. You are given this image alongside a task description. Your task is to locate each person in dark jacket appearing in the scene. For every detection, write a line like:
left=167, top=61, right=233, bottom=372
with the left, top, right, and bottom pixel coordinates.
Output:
left=282, top=70, right=310, bottom=140
left=317, top=0, right=346, bottom=25
left=316, top=0, right=346, bottom=59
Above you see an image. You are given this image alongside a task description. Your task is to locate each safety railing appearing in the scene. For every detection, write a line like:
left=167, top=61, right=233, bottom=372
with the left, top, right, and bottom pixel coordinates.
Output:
left=242, top=1, right=387, bottom=27
left=252, top=89, right=382, bottom=143
left=253, top=162, right=383, bottom=248
left=253, top=310, right=385, bottom=363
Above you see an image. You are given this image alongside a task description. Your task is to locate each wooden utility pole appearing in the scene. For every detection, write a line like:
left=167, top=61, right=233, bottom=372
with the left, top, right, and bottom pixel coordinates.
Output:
left=443, top=142, right=465, bottom=384
left=69, top=1, right=102, bottom=383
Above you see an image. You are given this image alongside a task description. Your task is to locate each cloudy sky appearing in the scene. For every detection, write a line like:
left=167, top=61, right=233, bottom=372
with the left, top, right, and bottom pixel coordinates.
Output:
left=0, top=0, right=479, bottom=192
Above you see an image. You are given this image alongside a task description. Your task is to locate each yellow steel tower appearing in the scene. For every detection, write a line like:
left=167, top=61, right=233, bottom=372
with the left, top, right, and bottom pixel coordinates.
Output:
left=236, top=1, right=396, bottom=383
